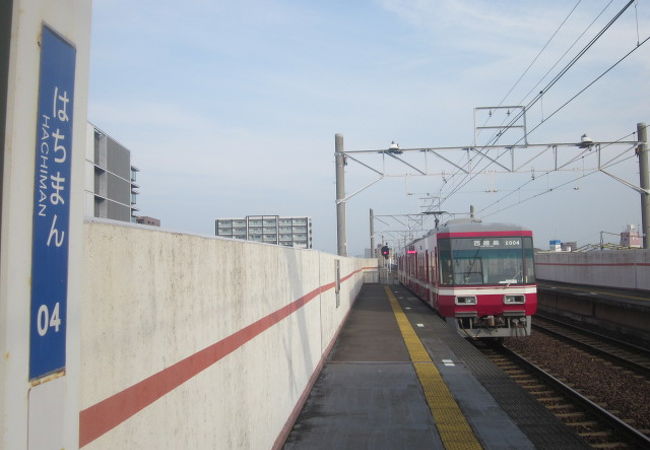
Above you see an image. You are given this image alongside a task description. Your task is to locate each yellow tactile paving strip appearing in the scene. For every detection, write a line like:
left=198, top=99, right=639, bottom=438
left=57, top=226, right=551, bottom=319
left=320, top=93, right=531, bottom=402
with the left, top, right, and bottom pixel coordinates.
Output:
left=385, top=286, right=483, bottom=450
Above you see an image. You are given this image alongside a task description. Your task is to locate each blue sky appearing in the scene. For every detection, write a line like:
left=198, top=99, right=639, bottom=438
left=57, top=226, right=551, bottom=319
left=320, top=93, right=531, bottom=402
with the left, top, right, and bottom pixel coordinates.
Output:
left=89, top=0, right=650, bottom=255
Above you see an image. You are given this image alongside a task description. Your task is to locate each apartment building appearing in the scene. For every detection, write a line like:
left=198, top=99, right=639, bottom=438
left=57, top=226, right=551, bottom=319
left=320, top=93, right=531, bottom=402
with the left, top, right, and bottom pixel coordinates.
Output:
left=84, top=123, right=141, bottom=222
left=215, top=215, right=312, bottom=249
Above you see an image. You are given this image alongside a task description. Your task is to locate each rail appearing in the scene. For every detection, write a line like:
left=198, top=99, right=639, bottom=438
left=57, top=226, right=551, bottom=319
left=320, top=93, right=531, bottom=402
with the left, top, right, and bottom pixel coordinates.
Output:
left=477, top=342, right=650, bottom=448
left=533, top=314, right=650, bottom=377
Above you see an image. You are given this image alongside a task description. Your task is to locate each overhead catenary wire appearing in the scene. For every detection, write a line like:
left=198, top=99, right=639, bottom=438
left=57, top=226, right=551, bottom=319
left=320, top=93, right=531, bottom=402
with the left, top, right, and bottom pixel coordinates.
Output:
left=634, top=0, right=640, bottom=45
left=488, top=0, right=637, bottom=146
left=476, top=126, right=649, bottom=218
left=478, top=123, right=649, bottom=217
left=460, top=0, right=636, bottom=162
left=515, top=0, right=616, bottom=111
left=518, top=35, right=650, bottom=143
left=466, top=0, right=620, bottom=160
left=496, top=0, right=584, bottom=109
left=482, top=151, right=637, bottom=218
left=478, top=133, right=638, bottom=215
left=439, top=1, right=642, bottom=207
left=474, top=0, right=590, bottom=153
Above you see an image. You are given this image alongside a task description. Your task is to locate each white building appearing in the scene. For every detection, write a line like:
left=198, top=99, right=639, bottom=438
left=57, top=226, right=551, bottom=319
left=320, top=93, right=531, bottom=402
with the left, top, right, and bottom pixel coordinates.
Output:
left=215, top=215, right=312, bottom=249
left=620, top=224, right=642, bottom=248
left=84, top=123, right=139, bottom=222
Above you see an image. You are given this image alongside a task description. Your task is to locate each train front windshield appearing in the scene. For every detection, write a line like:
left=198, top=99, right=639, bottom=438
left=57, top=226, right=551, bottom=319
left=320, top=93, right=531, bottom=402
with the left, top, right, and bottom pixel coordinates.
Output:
left=439, top=237, right=535, bottom=286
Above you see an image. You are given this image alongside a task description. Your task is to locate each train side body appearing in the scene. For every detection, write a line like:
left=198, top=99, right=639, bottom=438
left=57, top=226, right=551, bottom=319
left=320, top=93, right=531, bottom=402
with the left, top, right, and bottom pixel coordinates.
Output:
left=398, top=220, right=537, bottom=338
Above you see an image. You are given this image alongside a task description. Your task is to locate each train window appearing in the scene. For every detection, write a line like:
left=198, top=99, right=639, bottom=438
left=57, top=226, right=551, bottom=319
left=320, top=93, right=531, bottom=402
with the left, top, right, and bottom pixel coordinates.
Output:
left=439, top=237, right=535, bottom=286
left=523, top=237, right=536, bottom=284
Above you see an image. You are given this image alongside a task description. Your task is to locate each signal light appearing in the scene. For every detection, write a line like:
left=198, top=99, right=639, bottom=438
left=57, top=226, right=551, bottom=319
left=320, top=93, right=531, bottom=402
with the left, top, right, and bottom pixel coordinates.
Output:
left=381, top=245, right=390, bottom=259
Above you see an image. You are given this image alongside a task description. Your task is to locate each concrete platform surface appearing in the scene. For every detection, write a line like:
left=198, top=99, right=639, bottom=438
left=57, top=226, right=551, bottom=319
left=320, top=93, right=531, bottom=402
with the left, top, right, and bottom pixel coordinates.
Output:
left=283, top=283, right=588, bottom=449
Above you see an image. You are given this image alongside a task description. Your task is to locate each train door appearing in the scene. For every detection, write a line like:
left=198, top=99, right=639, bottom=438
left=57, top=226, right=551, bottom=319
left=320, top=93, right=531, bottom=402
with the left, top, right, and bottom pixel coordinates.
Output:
left=432, top=246, right=440, bottom=311
left=424, top=249, right=431, bottom=307
left=425, top=249, right=429, bottom=285
left=416, top=251, right=422, bottom=296
left=411, top=251, right=417, bottom=291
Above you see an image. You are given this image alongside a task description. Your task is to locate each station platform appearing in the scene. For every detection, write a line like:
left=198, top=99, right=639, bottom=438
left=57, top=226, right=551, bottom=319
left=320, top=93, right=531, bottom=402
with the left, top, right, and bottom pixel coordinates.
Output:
left=538, top=280, right=650, bottom=308
left=283, top=283, right=588, bottom=450
left=537, top=279, right=650, bottom=344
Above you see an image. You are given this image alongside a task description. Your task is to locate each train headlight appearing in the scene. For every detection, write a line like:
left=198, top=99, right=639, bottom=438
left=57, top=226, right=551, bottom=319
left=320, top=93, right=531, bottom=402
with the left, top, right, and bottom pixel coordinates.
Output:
left=455, top=296, right=477, bottom=305
left=503, top=295, right=525, bottom=304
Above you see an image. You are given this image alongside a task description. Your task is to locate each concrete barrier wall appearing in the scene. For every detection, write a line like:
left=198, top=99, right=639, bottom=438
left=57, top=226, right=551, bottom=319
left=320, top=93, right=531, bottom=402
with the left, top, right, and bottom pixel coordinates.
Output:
left=535, top=250, right=650, bottom=291
left=79, top=219, right=376, bottom=449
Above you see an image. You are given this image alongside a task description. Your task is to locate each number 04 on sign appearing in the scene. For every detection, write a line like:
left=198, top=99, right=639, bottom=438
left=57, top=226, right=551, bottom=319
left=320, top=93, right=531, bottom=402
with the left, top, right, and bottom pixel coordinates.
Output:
left=36, top=302, right=62, bottom=337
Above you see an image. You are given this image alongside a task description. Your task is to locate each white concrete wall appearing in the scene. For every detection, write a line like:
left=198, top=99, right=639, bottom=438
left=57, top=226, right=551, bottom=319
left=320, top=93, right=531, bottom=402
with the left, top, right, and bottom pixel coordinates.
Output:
left=535, top=250, right=650, bottom=291
left=80, top=219, right=376, bottom=449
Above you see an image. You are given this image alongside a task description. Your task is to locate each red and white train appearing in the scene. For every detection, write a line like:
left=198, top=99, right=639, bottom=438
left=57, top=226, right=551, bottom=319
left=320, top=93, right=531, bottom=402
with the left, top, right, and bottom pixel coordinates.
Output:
left=397, top=219, right=537, bottom=338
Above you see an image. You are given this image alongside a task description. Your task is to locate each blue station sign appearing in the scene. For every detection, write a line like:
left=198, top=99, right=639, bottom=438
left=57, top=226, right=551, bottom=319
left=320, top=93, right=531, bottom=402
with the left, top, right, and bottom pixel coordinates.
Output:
left=29, top=25, right=76, bottom=380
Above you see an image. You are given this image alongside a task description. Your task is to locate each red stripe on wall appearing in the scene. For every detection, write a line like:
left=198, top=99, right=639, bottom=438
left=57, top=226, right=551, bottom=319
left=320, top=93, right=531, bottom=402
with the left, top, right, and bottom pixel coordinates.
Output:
left=536, top=262, right=650, bottom=267
left=79, top=266, right=374, bottom=447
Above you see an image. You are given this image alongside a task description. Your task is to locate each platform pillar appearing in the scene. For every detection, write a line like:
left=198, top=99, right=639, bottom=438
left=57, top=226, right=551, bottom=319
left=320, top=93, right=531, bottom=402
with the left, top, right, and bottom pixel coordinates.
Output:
left=1, top=1, right=91, bottom=448
left=335, top=133, right=347, bottom=256
left=638, top=122, right=649, bottom=249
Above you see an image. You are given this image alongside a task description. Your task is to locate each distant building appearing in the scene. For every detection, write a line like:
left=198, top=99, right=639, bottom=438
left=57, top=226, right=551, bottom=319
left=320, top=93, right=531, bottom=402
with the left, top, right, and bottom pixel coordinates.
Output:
left=549, top=240, right=561, bottom=251
left=136, top=216, right=161, bottom=227
left=84, top=123, right=139, bottom=222
left=620, top=224, right=642, bottom=248
left=549, top=240, right=577, bottom=252
left=561, top=241, right=577, bottom=252
left=215, top=215, right=312, bottom=249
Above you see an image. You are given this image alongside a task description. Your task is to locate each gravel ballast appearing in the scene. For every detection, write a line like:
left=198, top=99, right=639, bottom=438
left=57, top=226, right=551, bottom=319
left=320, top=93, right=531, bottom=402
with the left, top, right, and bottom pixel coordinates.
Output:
left=504, top=332, right=650, bottom=432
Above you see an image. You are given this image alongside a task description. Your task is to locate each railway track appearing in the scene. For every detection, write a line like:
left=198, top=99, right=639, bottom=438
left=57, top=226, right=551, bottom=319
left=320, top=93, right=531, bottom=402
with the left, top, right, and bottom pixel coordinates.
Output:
left=477, top=342, right=650, bottom=449
left=533, top=315, right=650, bottom=377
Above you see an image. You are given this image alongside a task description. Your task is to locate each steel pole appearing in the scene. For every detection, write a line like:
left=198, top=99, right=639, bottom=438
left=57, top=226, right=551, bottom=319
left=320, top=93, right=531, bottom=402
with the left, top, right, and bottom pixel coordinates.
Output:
left=335, top=133, right=347, bottom=256
left=638, top=123, right=649, bottom=249
left=369, top=208, right=375, bottom=257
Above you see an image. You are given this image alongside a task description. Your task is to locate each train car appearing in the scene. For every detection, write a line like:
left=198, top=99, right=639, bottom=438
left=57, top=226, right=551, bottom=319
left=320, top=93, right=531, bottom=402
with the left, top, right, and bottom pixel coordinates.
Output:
left=397, top=219, right=537, bottom=338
